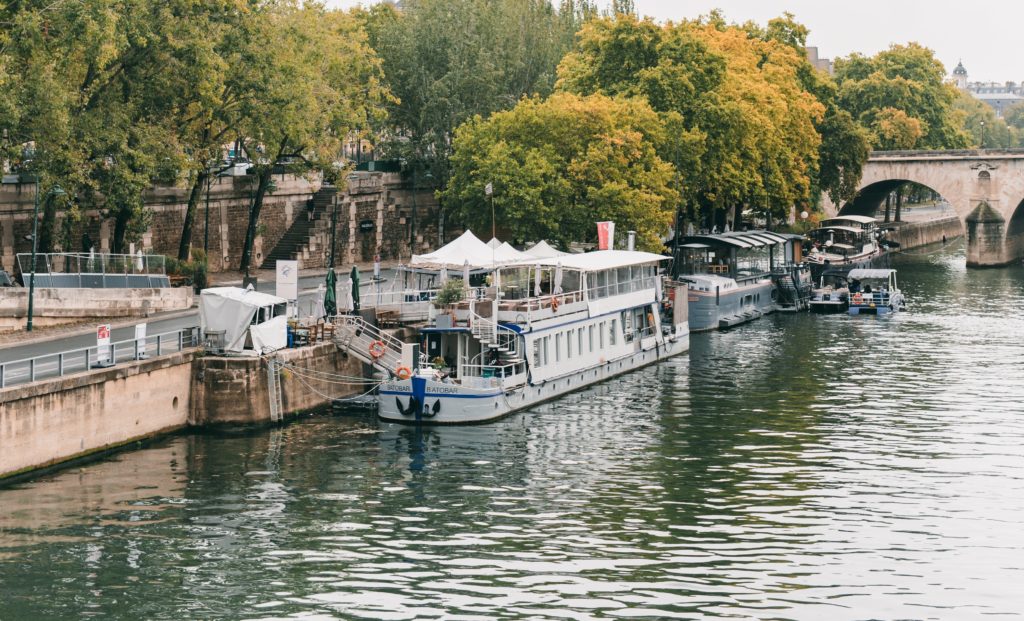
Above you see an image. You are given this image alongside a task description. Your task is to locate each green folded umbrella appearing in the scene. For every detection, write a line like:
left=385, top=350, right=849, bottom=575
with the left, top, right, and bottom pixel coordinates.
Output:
left=350, top=265, right=361, bottom=314
left=324, top=268, right=337, bottom=318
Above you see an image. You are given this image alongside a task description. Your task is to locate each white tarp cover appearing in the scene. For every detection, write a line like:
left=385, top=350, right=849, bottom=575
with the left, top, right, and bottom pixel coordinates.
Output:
left=200, top=287, right=288, bottom=354
left=486, top=237, right=502, bottom=249
left=525, top=240, right=567, bottom=258
left=494, top=242, right=532, bottom=262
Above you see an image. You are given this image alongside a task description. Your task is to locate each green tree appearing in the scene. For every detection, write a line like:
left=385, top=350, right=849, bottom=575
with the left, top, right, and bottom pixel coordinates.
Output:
left=834, top=43, right=970, bottom=150
left=444, top=93, right=678, bottom=250
left=954, top=92, right=1017, bottom=148
left=363, top=0, right=588, bottom=185
left=236, top=3, right=390, bottom=273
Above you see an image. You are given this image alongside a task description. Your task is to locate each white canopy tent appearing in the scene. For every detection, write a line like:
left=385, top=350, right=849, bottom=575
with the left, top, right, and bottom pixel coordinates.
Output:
left=486, top=237, right=502, bottom=249
left=200, top=287, right=289, bottom=355
left=411, top=230, right=530, bottom=269
left=525, top=240, right=567, bottom=259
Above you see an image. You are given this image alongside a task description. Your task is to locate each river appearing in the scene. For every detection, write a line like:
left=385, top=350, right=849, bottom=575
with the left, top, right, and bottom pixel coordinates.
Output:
left=3, top=241, right=1024, bottom=620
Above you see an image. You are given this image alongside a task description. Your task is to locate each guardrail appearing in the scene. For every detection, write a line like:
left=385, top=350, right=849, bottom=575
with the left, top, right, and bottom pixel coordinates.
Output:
left=0, top=326, right=200, bottom=389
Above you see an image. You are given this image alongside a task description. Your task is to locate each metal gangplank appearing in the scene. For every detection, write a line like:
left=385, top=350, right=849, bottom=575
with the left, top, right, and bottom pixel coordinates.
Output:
left=332, top=315, right=404, bottom=376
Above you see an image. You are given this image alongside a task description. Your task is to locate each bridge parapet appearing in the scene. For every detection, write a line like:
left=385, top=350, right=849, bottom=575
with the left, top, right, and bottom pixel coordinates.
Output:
left=870, top=148, right=1024, bottom=161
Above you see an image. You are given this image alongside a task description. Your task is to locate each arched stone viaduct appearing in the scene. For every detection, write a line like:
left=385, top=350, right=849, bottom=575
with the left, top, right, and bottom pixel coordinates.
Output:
left=822, top=149, right=1024, bottom=267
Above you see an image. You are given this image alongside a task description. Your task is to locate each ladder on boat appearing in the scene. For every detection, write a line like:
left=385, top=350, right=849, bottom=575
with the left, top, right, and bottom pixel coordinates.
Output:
left=470, top=300, right=525, bottom=366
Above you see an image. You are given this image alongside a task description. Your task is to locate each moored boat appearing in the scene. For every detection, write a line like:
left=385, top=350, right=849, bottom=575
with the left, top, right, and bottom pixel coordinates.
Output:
left=674, top=230, right=808, bottom=330
left=334, top=233, right=690, bottom=424
left=846, top=268, right=905, bottom=316
left=808, top=269, right=850, bottom=314
left=805, top=215, right=891, bottom=280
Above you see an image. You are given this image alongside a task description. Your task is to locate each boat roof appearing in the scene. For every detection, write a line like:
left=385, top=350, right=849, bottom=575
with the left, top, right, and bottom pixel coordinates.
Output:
left=816, top=225, right=863, bottom=234
left=512, top=249, right=667, bottom=271
left=847, top=268, right=896, bottom=279
left=682, top=229, right=791, bottom=249
left=412, top=230, right=532, bottom=268
left=822, top=215, right=876, bottom=224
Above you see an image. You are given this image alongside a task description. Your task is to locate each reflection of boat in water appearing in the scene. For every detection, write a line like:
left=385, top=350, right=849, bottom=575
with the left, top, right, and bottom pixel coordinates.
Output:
left=335, top=231, right=690, bottom=424
left=809, top=269, right=850, bottom=314
left=805, top=215, right=894, bottom=280
left=847, top=268, right=906, bottom=316
left=674, top=230, right=809, bottom=330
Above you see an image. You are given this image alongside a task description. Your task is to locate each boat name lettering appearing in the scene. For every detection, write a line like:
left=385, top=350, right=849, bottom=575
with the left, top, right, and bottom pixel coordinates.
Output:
left=382, top=383, right=410, bottom=392
left=431, top=386, right=462, bottom=394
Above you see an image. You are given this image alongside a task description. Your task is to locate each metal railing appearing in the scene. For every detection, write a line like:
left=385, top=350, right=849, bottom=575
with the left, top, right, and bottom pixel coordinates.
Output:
left=0, top=326, right=200, bottom=389
left=16, top=252, right=170, bottom=289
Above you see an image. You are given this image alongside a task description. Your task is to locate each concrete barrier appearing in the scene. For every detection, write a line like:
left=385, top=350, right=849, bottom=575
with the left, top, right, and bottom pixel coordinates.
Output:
left=0, top=350, right=195, bottom=480
left=0, top=286, right=193, bottom=332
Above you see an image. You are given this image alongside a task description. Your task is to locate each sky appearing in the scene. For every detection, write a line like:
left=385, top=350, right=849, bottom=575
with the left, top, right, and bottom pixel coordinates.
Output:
left=324, top=0, right=1021, bottom=83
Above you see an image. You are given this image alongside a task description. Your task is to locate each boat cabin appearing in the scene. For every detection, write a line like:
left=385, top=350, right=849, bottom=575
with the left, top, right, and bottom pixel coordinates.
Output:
left=676, top=230, right=800, bottom=286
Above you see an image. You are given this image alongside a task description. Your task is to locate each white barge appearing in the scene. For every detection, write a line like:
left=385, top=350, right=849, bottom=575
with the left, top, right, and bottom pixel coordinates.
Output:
left=334, top=235, right=689, bottom=424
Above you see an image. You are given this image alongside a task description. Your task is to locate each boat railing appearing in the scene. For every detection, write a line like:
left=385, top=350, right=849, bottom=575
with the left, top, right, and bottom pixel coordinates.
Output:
left=850, top=290, right=892, bottom=305
left=495, top=289, right=586, bottom=326
left=460, top=361, right=527, bottom=389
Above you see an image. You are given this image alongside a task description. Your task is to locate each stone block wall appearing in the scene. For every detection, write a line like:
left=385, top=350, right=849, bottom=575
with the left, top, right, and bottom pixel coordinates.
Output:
left=0, top=286, right=193, bottom=333
left=190, top=342, right=366, bottom=426
left=0, top=174, right=319, bottom=274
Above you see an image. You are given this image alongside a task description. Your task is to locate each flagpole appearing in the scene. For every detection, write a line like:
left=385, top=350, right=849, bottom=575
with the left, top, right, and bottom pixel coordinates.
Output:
left=490, top=193, right=495, bottom=240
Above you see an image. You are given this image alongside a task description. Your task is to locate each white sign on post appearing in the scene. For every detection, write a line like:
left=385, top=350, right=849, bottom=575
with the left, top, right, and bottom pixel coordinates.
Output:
left=276, top=260, right=298, bottom=301
left=134, top=323, right=148, bottom=359
left=96, top=324, right=112, bottom=366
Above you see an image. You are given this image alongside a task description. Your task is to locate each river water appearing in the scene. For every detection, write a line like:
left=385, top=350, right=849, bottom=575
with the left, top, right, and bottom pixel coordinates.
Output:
left=3, top=242, right=1024, bottom=620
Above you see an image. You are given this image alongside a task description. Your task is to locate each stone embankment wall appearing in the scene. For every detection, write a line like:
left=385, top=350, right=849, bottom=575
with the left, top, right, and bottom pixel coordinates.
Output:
left=0, top=350, right=195, bottom=480
left=0, top=171, right=443, bottom=275
left=0, top=286, right=193, bottom=332
left=888, top=216, right=963, bottom=250
left=0, top=341, right=369, bottom=480
left=191, top=343, right=366, bottom=426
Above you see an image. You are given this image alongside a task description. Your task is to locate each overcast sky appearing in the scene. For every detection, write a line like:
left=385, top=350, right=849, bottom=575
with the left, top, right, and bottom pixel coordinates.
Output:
left=325, top=0, right=1020, bottom=83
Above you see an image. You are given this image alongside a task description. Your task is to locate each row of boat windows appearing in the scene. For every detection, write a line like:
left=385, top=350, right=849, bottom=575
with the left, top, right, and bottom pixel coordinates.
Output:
left=531, top=307, right=656, bottom=368
left=587, top=266, right=658, bottom=300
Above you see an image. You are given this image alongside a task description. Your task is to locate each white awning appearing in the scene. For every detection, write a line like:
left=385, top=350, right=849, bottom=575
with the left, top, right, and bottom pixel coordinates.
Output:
left=510, top=250, right=667, bottom=271
left=823, top=215, right=876, bottom=225
left=412, top=230, right=501, bottom=268
left=200, top=287, right=288, bottom=354
left=847, top=268, right=896, bottom=279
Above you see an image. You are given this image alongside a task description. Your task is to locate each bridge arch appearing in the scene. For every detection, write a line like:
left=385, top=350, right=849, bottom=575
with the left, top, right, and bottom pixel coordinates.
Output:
left=829, top=150, right=1024, bottom=266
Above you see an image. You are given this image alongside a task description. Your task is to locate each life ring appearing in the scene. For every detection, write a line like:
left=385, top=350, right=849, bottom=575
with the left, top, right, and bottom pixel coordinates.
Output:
left=395, top=365, right=412, bottom=380
left=368, top=340, right=386, bottom=359
left=852, top=293, right=863, bottom=305
left=551, top=296, right=560, bottom=312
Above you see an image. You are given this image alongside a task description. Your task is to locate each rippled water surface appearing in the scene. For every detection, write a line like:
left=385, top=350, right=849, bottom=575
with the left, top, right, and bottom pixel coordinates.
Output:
left=4, top=243, right=1024, bottom=620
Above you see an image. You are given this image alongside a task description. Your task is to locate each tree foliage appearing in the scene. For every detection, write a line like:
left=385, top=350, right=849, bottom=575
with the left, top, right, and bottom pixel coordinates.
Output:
left=359, top=0, right=592, bottom=182
left=834, top=43, right=970, bottom=150
left=443, top=93, right=678, bottom=250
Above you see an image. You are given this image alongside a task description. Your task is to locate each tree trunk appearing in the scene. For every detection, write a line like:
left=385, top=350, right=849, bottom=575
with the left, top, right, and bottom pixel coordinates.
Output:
left=239, top=167, right=273, bottom=273
left=733, top=202, right=743, bottom=231
left=895, top=186, right=903, bottom=222
left=178, top=171, right=208, bottom=261
left=112, top=205, right=131, bottom=254
left=884, top=193, right=891, bottom=222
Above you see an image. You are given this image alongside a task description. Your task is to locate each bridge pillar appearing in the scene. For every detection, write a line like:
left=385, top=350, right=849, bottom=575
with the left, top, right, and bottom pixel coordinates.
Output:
left=965, top=202, right=1009, bottom=267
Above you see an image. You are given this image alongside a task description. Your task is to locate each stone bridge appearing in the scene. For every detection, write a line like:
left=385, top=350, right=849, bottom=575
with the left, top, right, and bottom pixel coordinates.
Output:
left=823, top=149, right=1024, bottom=266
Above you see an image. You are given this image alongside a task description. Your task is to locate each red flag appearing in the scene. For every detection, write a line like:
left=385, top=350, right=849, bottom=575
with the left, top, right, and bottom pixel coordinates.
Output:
left=597, top=221, right=615, bottom=250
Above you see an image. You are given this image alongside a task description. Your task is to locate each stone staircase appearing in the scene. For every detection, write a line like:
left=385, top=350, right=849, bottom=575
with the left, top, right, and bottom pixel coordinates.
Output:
left=260, top=185, right=337, bottom=270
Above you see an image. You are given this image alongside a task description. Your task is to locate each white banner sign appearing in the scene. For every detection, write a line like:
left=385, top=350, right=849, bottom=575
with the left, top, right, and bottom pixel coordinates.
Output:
left=96, top=324, right=111, bottom=364
left=276, top=260, right=298, bottom=301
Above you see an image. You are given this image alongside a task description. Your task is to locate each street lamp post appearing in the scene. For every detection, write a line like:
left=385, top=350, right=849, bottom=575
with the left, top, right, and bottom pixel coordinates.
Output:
left=980, top=120, right=986, bottom=149
left=25, top=177, right=64, bottom=331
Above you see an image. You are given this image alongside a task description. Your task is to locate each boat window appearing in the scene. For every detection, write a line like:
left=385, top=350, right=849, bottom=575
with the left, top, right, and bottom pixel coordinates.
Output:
left=578, top=328, right=584, bottom=354
left=567, top=329, right=573, bottom=359
left=589, top=325, right=595, bottom=352
left=555, top=333, right=562, bottom=363
left=533, top=339, right=542, bottom=367
left=610, top=319, right=617, bottom=346
left=599, top=321, right=605, bottom=349
left=543, top=336, right=550, bottom=366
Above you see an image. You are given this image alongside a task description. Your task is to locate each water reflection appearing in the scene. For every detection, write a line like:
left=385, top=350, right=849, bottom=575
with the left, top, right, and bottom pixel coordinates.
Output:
left=3, top=244, right=1024, bottom=618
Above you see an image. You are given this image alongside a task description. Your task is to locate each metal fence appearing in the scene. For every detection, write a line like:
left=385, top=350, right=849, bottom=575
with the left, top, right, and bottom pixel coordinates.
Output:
left=0, top=326, right=200, bottom=389
left=15, top=252, right=171, bottom=288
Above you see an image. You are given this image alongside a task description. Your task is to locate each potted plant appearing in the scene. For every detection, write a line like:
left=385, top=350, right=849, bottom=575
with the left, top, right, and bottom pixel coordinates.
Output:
left=433, top=279, right=464, bottom=327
